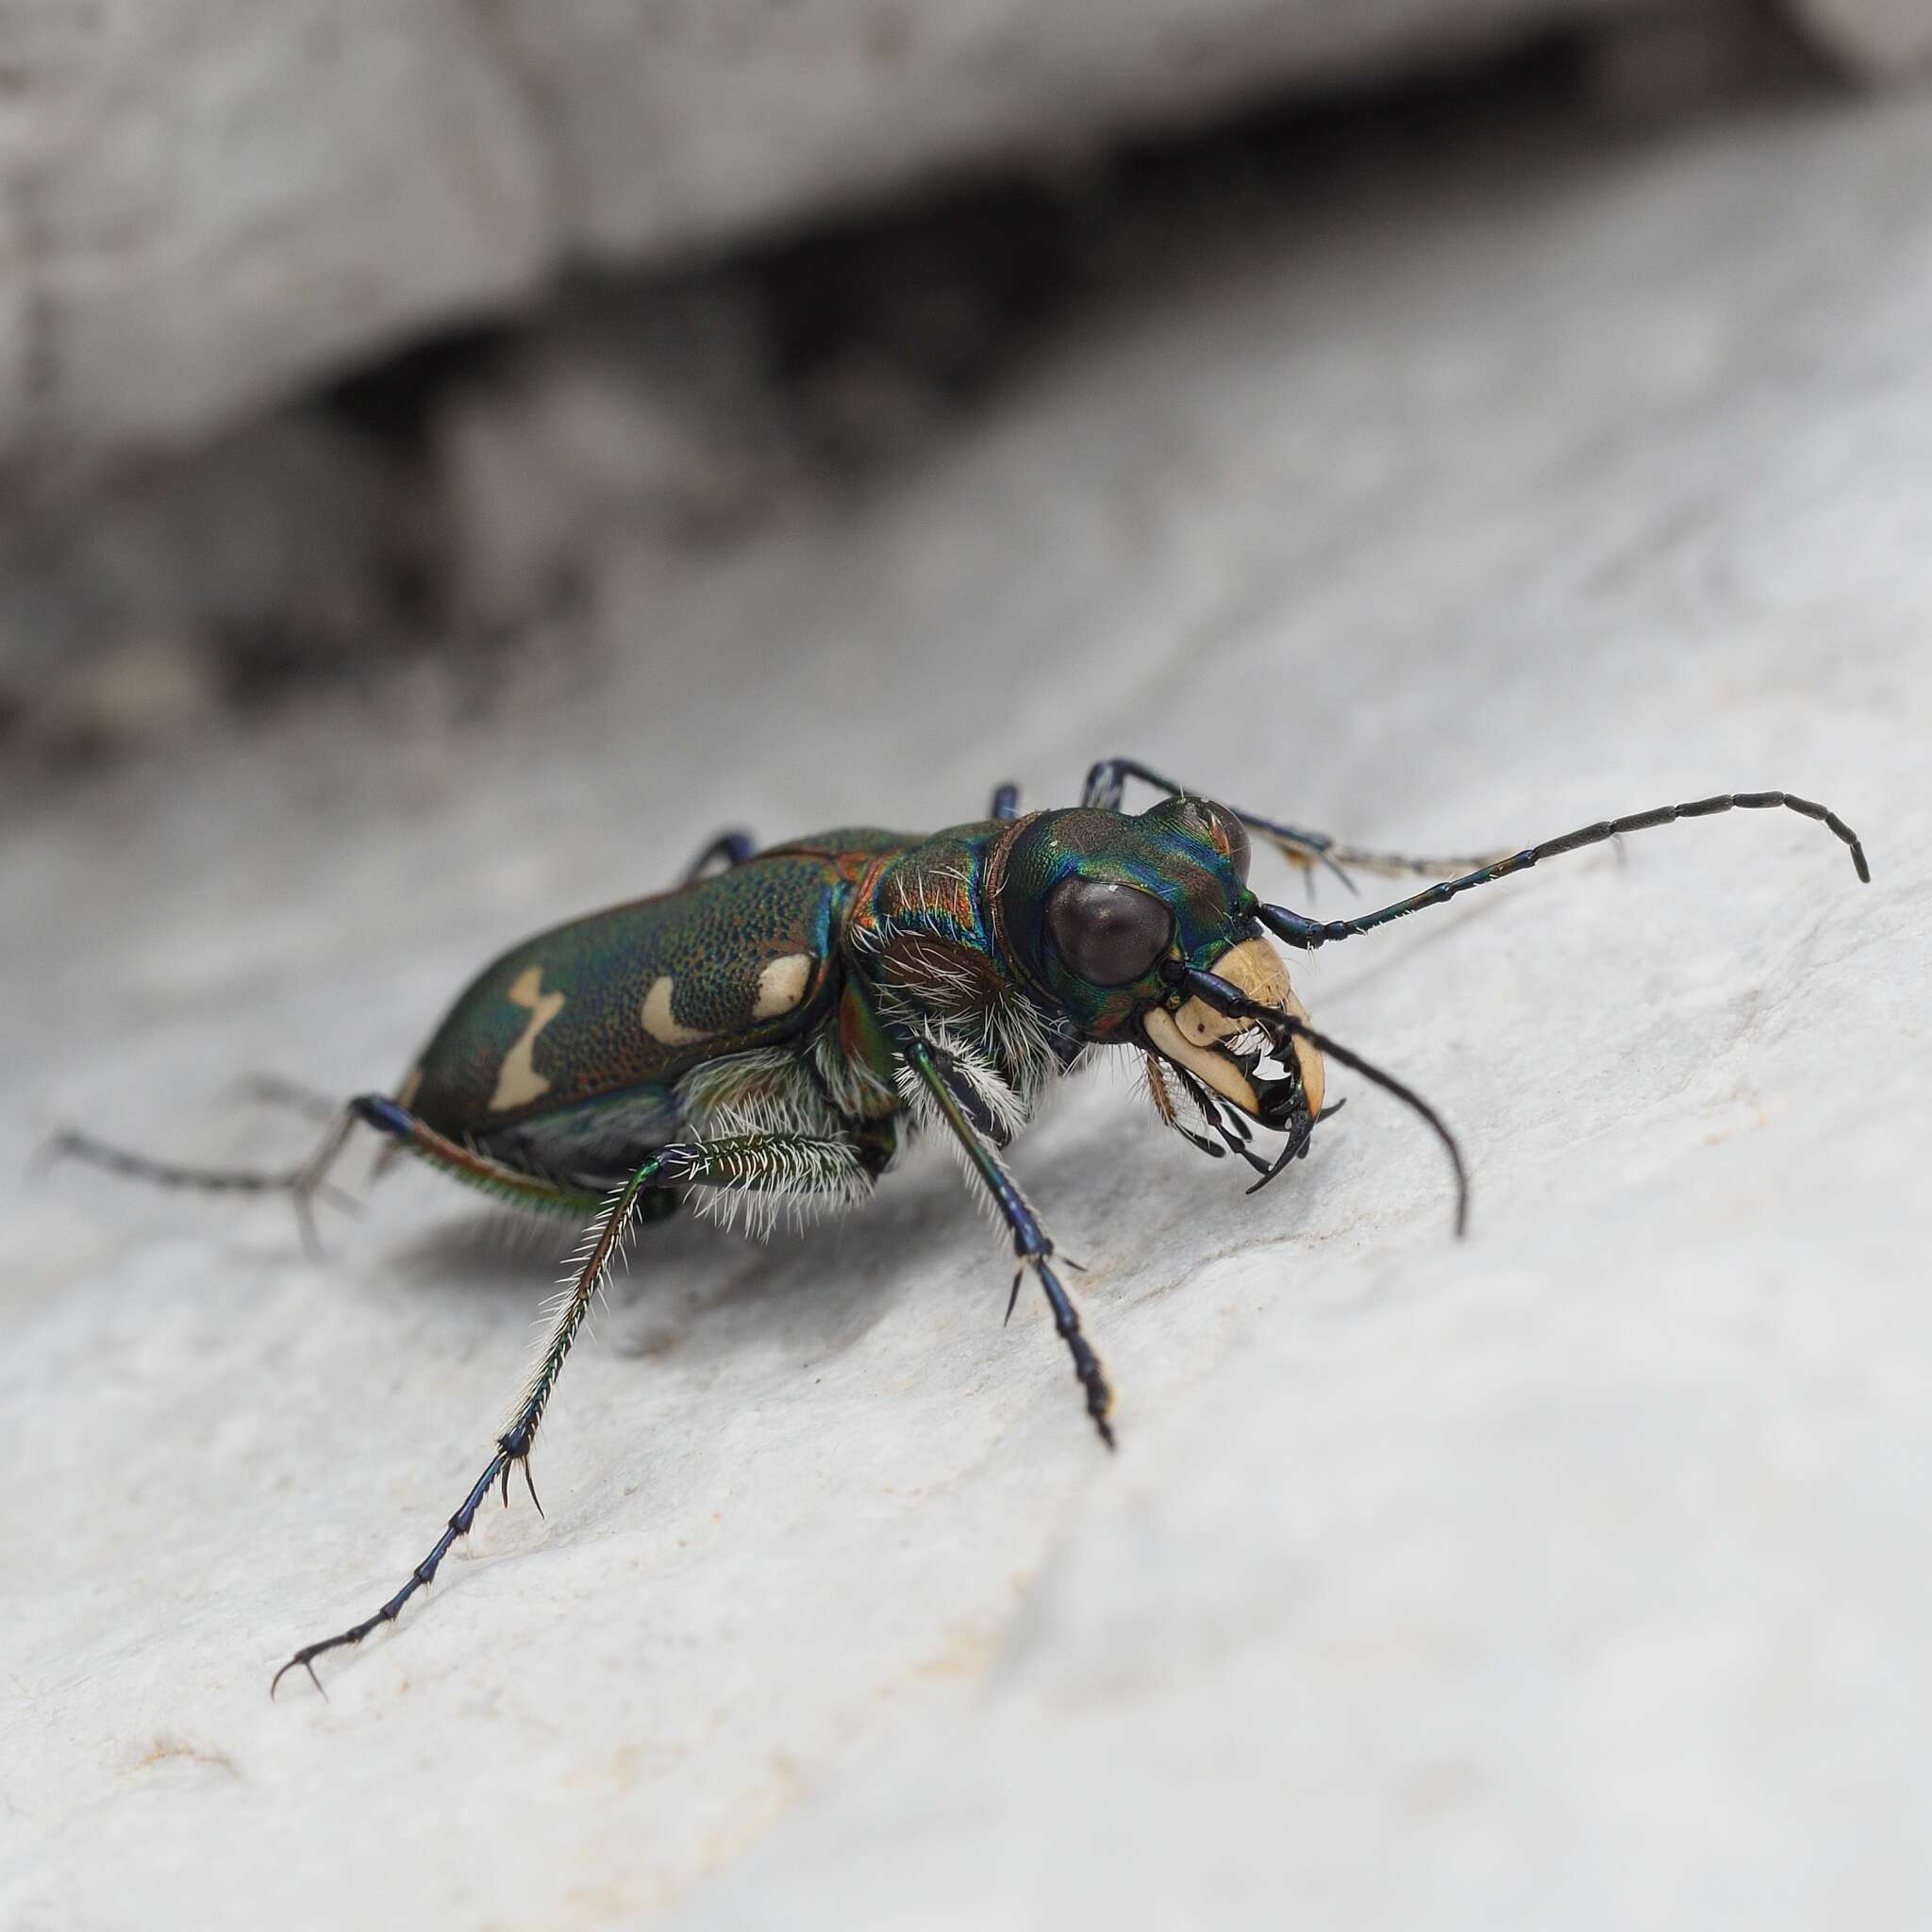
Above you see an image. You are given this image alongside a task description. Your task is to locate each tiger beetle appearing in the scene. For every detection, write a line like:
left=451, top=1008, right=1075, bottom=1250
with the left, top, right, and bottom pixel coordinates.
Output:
left=47, top=759, right=1869, bottom=1695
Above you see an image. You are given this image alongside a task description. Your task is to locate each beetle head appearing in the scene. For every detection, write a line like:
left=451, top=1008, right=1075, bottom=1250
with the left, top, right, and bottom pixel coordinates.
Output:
left=994, top=796, right=1324, bottom=1135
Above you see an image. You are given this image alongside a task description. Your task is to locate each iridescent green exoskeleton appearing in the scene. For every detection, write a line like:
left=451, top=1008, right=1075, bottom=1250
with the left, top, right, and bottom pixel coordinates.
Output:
left=50, top=758, right=1869, bottom=1692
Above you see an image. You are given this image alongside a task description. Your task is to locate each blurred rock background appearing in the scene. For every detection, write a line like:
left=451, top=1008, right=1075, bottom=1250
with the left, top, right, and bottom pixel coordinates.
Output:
left=0, top=0, right=1924, bottom=766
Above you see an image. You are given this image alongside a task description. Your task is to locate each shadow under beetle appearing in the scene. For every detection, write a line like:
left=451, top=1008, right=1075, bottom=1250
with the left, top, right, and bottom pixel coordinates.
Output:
left=49, top=758, right=1870, bottom=1693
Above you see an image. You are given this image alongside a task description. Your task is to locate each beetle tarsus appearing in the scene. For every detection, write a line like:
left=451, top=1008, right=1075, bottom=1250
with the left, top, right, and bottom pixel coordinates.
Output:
left=41, top=1108, right=359, bottom=1255
left=1030, top=1255, right=1115, bottom=1450
left=271, top=1448, right=508, bottom=1697
left=497, top=1430, right=544, bottom=1517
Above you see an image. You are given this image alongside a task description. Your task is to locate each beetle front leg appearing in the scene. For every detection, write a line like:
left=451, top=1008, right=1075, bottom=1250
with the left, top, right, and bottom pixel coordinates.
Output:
left=1081, top=757, right=1508, bottom=885
left=902, top=1038, right=1113, bottom=1448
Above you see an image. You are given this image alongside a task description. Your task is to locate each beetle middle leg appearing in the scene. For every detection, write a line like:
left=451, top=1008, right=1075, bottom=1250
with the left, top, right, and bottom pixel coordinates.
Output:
left=346, top=1094, right=608, bottom=1219
left=1081, top=756, right=1509, bottom=886
left=271, top=1126, right=889, bottom=1694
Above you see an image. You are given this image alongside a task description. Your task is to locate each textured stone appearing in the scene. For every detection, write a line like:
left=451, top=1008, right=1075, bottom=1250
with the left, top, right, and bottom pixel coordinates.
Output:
left=0, top=0, right=1727, bottom=468
left=6, top=87, right=1932, bottom=1932
left=0, top=412, right=427, bottom=751
left=0, top=1, right=553, bottom=466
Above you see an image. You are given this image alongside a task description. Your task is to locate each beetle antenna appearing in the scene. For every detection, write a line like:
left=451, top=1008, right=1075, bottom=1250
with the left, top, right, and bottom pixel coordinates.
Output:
left=1181, top=969, right=1469, bottom=1236
left=1255, top=789, right=1868, bottom=953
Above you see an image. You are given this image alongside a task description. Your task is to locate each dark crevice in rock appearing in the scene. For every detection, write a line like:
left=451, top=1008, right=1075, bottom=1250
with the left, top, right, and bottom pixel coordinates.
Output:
left=0, top=6, right=1827, bottom=774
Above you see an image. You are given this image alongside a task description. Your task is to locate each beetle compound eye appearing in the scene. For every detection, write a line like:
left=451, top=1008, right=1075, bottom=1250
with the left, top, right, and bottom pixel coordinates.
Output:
left=1044, top=878, right=1174, bottom=986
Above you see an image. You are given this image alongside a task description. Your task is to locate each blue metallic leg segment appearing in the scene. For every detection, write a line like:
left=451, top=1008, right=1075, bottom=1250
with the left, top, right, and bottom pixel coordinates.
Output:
left=270, top=1127, right=887, bottom=1694
left=681, top=829, right=757, bottom=883
left=348, top=1093, right=606, bottom=1218
left=902, top=1038, right=1113, bottom=1447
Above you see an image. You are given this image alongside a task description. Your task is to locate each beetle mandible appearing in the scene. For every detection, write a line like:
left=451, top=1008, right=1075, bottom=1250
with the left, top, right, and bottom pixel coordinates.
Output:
left=49, top=758, right=1870, bottom=1693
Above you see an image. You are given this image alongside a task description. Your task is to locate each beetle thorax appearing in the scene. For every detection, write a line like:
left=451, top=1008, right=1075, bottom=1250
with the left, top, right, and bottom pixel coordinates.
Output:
left=848, top=827, right=1067, bottom=1112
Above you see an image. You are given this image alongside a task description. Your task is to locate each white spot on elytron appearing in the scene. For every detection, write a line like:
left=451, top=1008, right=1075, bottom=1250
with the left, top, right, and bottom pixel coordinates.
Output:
left=641, top=975, right=713, bottom=1047
left=753, top=952, right=813, bottom=1020
left=491, top=965, right=566, bottom=1112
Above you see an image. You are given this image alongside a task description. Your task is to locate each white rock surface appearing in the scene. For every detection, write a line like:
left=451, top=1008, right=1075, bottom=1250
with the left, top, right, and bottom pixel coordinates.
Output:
left=6, top=88, right=1932, bottom=1932
left=0, top=0, right=1727, bottom=466
left=0, top=1, right=554, bottom=465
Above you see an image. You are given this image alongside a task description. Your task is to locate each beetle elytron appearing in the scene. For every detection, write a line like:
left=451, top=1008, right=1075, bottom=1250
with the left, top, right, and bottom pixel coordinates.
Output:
left=50, top=758, right=1869, bottom=1693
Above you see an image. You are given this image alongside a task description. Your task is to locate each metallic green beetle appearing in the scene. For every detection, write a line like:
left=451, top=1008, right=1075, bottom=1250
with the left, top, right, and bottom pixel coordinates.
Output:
left=52, top=758, right=1868, bottom=1692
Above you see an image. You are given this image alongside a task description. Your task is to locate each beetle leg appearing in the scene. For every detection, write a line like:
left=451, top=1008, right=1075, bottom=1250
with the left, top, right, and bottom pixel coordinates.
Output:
left=346, top=1095, right=606, bottom=1219
left=42, top=1108, right=361, bottom=1258
left=42, top=1088, right=601, bottom=1253
left=988, top=783, right=1022, bottom=822
left=1080, top=757, right=1509, bottom=887
left=270, top=1129, right=885, bottom=1694
left=901, top=1038, right=1114, bottom=1449
left=228, top=1072, right=341, bottom=1124
left=680, top=829, right=756, bottom=883
left=271, top=1159, right=661, bottom=1697
left=655, top=1124, right=892, bottom=1236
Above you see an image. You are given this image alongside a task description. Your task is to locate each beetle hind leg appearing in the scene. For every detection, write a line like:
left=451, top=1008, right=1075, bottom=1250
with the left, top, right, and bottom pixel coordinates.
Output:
left=42, top=1084, right=609, bottom=1256
left=229, top=1072, right=342, bottom=1124
left=42, top=1108, right=360, bottom=1257
left=346, top=1095, right=608, bottom=1221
